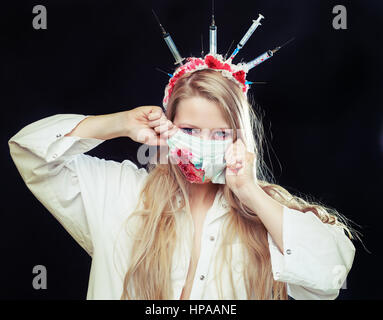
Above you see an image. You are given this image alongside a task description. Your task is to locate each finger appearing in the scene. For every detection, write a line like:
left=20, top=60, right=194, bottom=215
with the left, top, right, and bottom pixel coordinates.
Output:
left=232, top=141, right=246, bottom=159
left=148, top=112, right=170, bottom=126
left=225, top=147, right=234, bottom=166
left=227, top=147, right=243, bottom=167
left=148, top=117, right=168, bottom=128
left=235, top=161, right=243, bottom=168
left=148, top=110, right=164, bottom=121
left=226, top=140, right=235, bottom=153
left=225, top=151, right=237, bottom=169
left=149, top=119, right=170, bottom=131
left=154, top=119, right=174, bottom=134
left=235, top=164, right=245, bottom=176
left=161, top=125, right=179, bottom=139
left=156, top=135, right=171, bottom=147
left=238, top=139, right=249, bottom=158
left=229, top=144, right=243, bottom=164
left=230, top=140, right=239, bottom=157
left=226, top=159, right=239, bottom=175
left=153, top=119, right=172, bottom=133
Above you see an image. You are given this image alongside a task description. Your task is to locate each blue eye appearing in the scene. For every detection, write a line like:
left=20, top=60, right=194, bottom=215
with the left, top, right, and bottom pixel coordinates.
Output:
left=180, top=128, right=231, bottom=140
left=181, top=128, right=200, bottom=135
left=213, top=130, right=231, bottom=140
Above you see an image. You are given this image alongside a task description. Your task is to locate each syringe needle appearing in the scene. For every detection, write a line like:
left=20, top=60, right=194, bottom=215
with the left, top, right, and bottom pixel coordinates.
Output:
left=209, top=0, right=217, bottom=54
left=152, top=8, right=185, bottom=65
left=272, top=37, right=295, bottom=53
left=224, top=39, right=235, bottom=61
left=152, top=8, right=166, bottom=34
left=281, top=37, right=295, bottom=48
left=201, top=34, right=204, bottom=57
left=246, top=36, right=295, bottom=70
left=155, top=67, right=173, bottom=77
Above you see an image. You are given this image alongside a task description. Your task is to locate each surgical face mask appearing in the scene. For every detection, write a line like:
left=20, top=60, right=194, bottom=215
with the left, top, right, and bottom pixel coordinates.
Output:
left=166, top=128, right=233, bottom=184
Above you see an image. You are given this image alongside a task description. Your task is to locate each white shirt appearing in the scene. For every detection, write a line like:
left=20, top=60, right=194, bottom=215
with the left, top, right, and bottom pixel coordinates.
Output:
left=8, top=113, right=356, bottom=300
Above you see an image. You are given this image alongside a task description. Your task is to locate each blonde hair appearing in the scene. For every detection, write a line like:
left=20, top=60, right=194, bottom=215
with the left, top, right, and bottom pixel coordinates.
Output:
left=119, top=69, right=362, bottom=300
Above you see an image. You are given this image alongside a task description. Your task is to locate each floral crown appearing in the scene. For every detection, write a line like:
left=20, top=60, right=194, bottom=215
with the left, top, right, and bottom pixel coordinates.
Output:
left=152, top=2, right=294, bottom=110
left=163, top=54, right=250, bottom=109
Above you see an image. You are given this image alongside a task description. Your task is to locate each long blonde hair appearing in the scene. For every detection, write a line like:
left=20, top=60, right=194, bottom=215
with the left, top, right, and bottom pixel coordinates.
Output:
left=119, top=69, right=362, bottom=300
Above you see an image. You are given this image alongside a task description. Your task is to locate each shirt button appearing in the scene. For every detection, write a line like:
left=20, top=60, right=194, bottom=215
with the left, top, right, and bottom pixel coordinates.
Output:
left=209, top=236, right=215, bottom=241
left=286, top=249, right=292, bottom=255
left=52, top=154, right=57, bottom=159
left=56, top=133, right=62, bottom=138
left=199, top=275, right=205, bottom=280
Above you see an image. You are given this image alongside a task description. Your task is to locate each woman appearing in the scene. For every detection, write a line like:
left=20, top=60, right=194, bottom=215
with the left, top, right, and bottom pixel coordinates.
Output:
left=9, top=68, right=358, bottom=300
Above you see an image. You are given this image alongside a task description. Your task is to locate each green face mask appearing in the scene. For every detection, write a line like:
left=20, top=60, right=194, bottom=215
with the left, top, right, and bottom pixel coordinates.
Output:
left=166, top=128, right=233, bottom=184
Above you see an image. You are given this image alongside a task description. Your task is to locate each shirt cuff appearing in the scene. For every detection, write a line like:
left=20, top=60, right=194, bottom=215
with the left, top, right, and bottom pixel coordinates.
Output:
left=9, top=114, right=105, bottom=162
left=267, top=205, right=355, bottom=292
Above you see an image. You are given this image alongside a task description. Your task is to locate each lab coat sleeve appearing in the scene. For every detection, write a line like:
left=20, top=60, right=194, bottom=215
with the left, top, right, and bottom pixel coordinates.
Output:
left=8, top=114, right=148, bottom=257
left=267, top=205, right=356, bottom=300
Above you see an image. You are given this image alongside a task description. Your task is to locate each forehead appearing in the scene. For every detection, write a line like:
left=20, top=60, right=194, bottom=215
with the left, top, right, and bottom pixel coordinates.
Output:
left=173, top=96, right=230, bottom=129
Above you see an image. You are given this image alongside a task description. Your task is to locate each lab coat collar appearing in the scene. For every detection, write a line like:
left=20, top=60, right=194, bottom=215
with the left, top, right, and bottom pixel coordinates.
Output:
left=175, top=188, right=230, bottom=225
left=207, top=188, right=230, bottom=225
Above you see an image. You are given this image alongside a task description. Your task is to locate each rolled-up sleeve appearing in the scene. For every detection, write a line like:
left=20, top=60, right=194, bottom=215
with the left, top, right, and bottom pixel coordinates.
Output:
left=267, top=205, right=356, bottom=300
left=8, top=114, right=148, bottom=257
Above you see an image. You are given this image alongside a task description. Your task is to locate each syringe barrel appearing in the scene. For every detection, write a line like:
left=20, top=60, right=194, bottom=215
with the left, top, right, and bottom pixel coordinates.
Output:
left=164, top=34, right=184, bottom=64
left=209, top=26, right=217, bottom=54
left=239, top=21, right=261, bottom=47
left=246, top=51, right=273, bottom=70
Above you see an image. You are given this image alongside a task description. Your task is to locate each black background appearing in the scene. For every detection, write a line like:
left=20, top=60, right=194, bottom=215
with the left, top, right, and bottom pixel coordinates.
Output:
left=1, top=0, right=382, bottom=300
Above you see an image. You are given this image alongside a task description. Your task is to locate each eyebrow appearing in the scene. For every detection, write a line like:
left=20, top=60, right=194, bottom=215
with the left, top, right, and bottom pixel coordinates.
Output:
left=178, top=123, right=231, bottom=130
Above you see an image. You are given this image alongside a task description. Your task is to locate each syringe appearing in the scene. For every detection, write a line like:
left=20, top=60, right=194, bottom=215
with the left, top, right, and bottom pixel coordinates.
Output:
left=246, top=37, right=295, bottom=70
left=155, top=67, right=173, bottom=78
left=229, top=14, right=264, bottom=61
left=152, top=9, right=185, bottom=66
left=209, top=0, right=217, bottom=54
left=245, top=81, right=267, bottom=85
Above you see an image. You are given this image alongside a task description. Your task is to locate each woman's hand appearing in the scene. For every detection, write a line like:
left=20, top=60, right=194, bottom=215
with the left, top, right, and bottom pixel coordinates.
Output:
left=125, top=106, right=178, bottom=146
left=225, top=139, right=259, bottom=204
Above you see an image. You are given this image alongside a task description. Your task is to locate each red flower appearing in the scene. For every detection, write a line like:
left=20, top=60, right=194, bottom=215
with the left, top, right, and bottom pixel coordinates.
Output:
left=204, top=55, right=232, bottom=72
left=178, top=162, right=205, bottom=183
left=233, top=70, right=246, bottom=86
left=205, top=55, right=232, bottom=72
left=205, top=55, right=219, bottom=69
left=171, top=148, right=205, bottom=183
left=186, top=57, right=204, bottom=68
left=167, top=68, right=187, bottom=99
left=171, top=148, right=193, bottom=164
left=205, top=55, right=231, bottom=72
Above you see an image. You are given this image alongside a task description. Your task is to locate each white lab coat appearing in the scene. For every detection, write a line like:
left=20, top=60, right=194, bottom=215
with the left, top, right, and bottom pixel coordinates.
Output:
left=8, top=114, right=356, bottom=300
